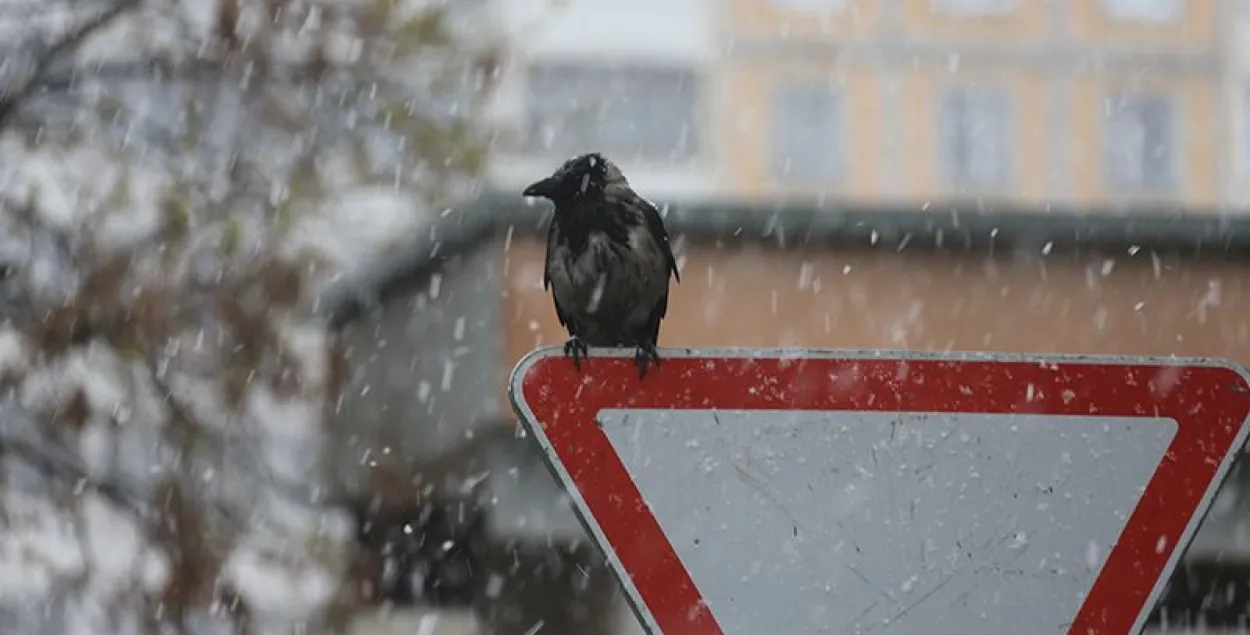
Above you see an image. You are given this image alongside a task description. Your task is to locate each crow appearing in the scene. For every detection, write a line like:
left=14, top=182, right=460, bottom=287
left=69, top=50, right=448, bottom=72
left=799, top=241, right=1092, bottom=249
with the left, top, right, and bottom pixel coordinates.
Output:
left=522, top=152, right=680, bottom=378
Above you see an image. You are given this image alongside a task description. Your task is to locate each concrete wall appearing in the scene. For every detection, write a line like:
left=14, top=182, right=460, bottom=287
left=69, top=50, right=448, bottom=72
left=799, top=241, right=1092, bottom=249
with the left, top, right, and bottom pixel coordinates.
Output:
left=323, top=235, right=630, bottom=635
left=328, top=244, right=508, bottom=504
left=325, top=234, right=589, bottom=543
left=503, top=235, right=1250, bottom=367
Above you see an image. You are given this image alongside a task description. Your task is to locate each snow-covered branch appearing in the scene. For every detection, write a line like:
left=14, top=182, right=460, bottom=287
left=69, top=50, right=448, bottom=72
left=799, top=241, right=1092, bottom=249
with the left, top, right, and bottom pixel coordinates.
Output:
left=0, top=0, right=506, bottom=633
left=0, top=0, right=142, bottom=129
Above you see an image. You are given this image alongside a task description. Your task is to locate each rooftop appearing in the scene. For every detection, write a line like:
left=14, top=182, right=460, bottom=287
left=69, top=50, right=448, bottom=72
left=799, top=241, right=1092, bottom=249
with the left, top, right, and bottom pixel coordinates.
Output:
left=316, top=191, right=1250, bottom=328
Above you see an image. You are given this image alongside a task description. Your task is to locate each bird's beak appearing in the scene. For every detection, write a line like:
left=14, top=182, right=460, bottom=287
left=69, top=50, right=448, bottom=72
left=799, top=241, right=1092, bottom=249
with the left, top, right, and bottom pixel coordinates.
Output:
left=523, top=176, right=557, bottom=198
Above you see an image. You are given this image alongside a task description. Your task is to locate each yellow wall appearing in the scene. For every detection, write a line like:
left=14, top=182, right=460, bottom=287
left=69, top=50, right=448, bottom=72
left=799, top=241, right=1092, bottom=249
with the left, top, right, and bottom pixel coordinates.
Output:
left=1067, top=0, right=1218, bottom=49
left=899, top=0, right=1048, bottom=43
left=727, top=0, right=881, bottom=40
left=896, top=62, right=1050, bottom=203
left=502, top=235, right=1250, bottom=387
left=721, top=0, right=1222, bottom=207
left=1068, top=72, right=1219, bottom=206
left=727, top=0, right=1218, bottom=46
left=725, top=60, right=882, bottom=202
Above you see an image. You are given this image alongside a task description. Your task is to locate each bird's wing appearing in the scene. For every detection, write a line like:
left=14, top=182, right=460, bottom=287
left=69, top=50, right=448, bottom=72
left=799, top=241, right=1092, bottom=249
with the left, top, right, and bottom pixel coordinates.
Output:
left=634, top=196, right=680, bottom=283
left=551, top=294, right=571, bottom=329
left=543, top=220, right=572, bottom=329
left=542, top=217, right=557, bottom=291
left=640, top=291, right=668, bottom=345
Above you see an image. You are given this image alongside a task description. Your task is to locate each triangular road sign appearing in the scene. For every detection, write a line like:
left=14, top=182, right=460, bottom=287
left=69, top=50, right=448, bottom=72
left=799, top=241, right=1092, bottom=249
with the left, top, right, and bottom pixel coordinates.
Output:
left=508, top=348, right=1250, bottom=635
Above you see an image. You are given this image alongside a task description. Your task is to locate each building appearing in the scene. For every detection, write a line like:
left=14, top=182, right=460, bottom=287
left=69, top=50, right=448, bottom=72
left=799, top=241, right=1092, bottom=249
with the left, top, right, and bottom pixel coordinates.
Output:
left=321, top=194, right=1250, bottom=632
left=486, top=0, right=721, bottom=202
left=725, top=0, right=1224, bottom=207
left=1226, top=1, right=1250, bottom=203
left=324, top=1, right=1250, bottom=631
left=487, top=0, right=1227, bottom=208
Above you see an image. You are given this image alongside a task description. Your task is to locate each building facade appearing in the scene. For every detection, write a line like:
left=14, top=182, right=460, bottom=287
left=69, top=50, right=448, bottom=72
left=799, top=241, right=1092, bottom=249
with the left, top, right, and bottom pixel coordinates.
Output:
left=1226, top=1, right=1250, bottom=203
left=325, top=197, right=1250, bottom=633
left=724, top=0, right=1224, bottom=207
left=488, top=0, right=1228, bottom=209
left=486, top=0, right=723, bottom=202
left=326, top=3, right=1250, bottom=631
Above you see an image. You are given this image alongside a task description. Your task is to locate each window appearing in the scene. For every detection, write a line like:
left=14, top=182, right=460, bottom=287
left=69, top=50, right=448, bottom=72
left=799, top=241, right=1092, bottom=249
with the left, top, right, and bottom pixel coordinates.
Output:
left=1101, top=0, right=1184, bottom=23
left=767, top=84, right=843, bottom=184
left=524, top=62, right=700, bottom=161
left=938, top=87, right=1012, bottom=189
left=767, top=0, right=847, bottom=8
left=1103, top=94, right=1176, bottom=192
left=931, top=0, right=1013, bottom=15
left=1243, top=83, right=1250, bottom=177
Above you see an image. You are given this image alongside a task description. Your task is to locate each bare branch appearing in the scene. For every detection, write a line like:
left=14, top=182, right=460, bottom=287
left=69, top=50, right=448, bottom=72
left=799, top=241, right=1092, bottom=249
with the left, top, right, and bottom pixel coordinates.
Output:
left=36, top=57, right=490, bottom=100
left=0, top=421, right=151, bottom=519
left=0, top=0, right=142, bottom=131
left=145, top=360, right=337, bottom=513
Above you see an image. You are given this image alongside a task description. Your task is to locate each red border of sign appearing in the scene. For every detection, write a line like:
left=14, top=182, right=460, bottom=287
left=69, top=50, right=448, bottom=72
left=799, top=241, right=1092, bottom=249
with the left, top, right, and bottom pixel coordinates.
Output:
left=509, top=348, right=1250, bottom=635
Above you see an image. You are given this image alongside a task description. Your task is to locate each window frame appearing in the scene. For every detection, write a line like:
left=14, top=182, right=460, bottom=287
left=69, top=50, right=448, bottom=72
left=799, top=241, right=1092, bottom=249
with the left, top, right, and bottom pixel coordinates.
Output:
left=521, top=61, right=703, bottom=163
left=936, top=84, right=1015, bottom=191
left=766, top=0, right=848, bottom=10
left=1242, top=82, right=1250, bottom=179
left=1102, top=92, right=1180, bottom=194
left=1099, top=0, right=1185, bottom=23
left=766, top=81, right=846, bottom=186
left=930, top=0, right=1014, bottom=17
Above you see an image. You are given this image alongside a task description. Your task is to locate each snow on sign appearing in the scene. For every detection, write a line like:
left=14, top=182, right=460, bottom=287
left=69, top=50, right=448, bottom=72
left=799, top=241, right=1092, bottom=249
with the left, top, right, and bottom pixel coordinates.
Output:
left=508, top=347, right=1250, bottom=635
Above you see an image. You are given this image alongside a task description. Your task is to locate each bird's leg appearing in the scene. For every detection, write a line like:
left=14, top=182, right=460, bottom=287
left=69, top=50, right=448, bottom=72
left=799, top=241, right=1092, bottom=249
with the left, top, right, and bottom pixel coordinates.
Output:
left=563, top=336, right=589, bottom=370
left=633, top=343, right=661, bottom=379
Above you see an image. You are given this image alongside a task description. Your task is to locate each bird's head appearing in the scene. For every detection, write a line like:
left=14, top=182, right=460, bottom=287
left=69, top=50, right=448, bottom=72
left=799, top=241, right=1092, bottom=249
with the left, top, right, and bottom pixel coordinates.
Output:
left=522, top=152, right=627, bottom=202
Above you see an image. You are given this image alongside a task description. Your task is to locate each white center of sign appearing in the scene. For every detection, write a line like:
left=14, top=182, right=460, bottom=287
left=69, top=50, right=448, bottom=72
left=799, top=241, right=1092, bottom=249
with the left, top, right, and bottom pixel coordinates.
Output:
left=596, top=409, right=1177, bottom=635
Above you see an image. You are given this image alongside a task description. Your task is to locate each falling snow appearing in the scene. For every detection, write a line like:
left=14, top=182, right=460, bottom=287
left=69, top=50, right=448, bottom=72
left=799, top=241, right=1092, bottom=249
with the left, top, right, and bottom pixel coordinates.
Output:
left=2, top=1, right=1250, bottom=634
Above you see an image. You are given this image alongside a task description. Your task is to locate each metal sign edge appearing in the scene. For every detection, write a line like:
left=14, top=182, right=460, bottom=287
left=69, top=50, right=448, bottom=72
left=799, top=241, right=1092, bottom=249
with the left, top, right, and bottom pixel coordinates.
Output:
left=510, top=345, right=1250, bottom=368
left=1131, top=366, right=1250, bottom=634
left=506, top=346, right=1250, bottom=635
left=507, top=349, right=668, bottom=635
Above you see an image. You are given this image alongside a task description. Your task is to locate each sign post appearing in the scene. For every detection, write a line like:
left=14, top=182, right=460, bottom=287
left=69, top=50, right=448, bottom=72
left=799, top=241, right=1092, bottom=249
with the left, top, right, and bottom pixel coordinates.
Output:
left=508, top=348, right=1250, bottom=635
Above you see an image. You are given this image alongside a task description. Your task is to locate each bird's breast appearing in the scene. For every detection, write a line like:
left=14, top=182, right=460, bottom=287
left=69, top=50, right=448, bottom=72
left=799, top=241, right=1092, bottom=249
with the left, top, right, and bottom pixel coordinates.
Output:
left=551, top=232, right=615, bottom=285
left=549, top=232, right=627, bottom=311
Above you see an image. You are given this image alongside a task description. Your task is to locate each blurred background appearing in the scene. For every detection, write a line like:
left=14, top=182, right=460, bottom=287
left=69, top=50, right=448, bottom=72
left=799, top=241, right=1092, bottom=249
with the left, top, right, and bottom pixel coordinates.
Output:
left=2, top=0, right=1250, bottom=633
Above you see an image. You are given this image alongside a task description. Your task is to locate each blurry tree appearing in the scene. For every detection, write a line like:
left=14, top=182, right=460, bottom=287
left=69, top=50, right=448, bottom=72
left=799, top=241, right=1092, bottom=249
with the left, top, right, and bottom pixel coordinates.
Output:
left=0, top=0, right=503, bottom=633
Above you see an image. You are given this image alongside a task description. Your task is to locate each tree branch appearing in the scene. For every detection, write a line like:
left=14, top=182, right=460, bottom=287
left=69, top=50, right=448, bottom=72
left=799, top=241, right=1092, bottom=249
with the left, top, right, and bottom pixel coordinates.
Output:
left=35, top=58, right=465, bottom=98
left=0, top=421, right=152, bottom=519
left=0, top=0, right=142, bottom=131
left=145, top=363, right=335, bottom=514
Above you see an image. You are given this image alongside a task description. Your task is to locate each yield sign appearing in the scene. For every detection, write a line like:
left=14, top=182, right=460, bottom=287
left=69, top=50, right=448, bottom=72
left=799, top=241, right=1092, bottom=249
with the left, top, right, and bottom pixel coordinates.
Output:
left=508, top=348, right=1250, bottom=635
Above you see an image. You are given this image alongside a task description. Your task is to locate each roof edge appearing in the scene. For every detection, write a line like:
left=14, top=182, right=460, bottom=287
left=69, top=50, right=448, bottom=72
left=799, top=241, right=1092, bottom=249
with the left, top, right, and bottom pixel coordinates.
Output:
left=315, top=192, right=1250, bottom=327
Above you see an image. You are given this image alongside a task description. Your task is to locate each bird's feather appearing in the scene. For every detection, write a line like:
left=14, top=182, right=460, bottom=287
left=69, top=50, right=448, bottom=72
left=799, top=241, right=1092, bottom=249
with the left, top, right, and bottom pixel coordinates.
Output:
left=525, top=152, right=680, bottom=374
left=630, top=195, right=680, bottom=283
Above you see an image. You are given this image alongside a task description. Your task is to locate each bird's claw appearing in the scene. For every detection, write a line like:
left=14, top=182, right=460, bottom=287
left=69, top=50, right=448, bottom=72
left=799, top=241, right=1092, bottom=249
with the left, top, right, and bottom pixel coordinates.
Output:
left=563, top=337, right=589, bottom=370
left=633, top=345, right=661, bottom=379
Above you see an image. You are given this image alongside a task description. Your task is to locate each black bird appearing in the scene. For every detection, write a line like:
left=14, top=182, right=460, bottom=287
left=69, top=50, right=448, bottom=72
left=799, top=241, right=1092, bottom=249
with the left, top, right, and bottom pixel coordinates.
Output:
left=523, top=152, right=680, bottom=378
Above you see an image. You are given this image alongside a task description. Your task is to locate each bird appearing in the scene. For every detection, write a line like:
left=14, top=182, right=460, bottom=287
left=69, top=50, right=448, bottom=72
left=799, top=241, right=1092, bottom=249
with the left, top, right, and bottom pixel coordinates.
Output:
left=522, top=152, right=680, bottom=379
